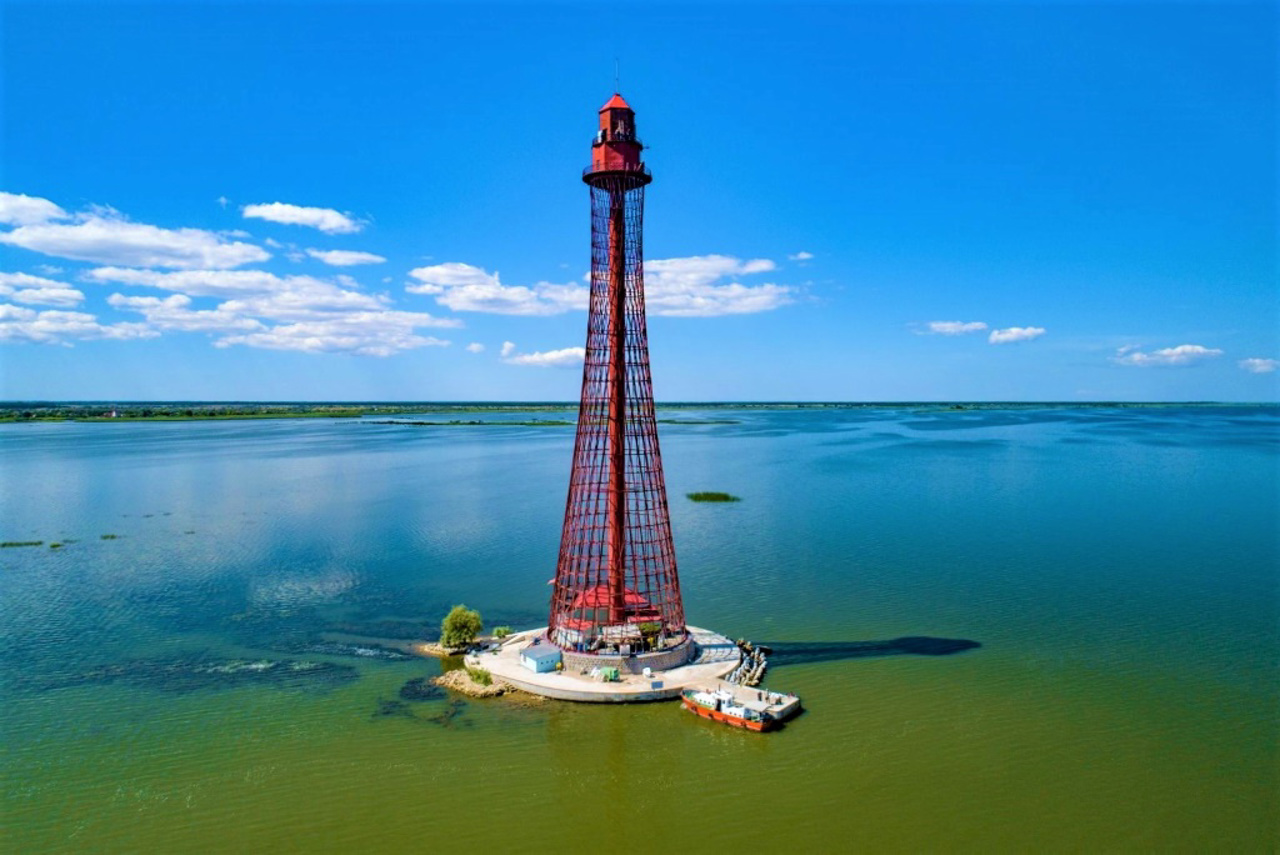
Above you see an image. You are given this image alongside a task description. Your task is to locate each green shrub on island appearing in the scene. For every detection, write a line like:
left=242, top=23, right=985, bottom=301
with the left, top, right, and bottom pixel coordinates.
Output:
left=686, top=492, right=742, bottom=503
left=465, top=666, right=493, bottom=686
left=493, top=626, right=512, bottom=639
left=1, top=541, right=43, bottom=548
left=440, top=604, right=484, bottom=649
left=100, top=534, right=119, bottom=540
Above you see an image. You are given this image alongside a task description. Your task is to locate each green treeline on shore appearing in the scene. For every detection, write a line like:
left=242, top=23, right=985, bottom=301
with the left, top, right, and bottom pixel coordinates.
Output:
left=0, top=403, right=577, bottom=423
left=0, top=400, right=1250, bottom=424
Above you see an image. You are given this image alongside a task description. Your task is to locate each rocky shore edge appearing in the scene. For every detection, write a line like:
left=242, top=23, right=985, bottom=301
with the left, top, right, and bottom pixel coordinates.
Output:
left=412, top=642, right=467, bottom=658
left=430, top=668, right=515, bottom=698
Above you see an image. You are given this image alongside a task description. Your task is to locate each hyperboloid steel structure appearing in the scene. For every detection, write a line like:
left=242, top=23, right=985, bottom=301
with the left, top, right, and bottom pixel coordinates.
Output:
left=548, top=94, right=687, bottom=658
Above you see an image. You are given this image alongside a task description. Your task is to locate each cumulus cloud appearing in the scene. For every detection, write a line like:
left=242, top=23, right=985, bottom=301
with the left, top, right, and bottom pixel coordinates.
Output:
left=466, top=342, right=485, bottom=353
left=1238, top=357, right=1277, bottom=374
left=408, top=254, right=791, bottom=318
left=500, top=341, right=516, bottom=357
left=216, top=316, right=449, bottom=357
left=989, top=326, right=1046, bottom=344
left=0, top=206, right=269, bottom=269
left=921, top=320, right=988, bottom=335
left=503, top=345, right=586, bottom=367
left=407, top=262, right=585, bottom=315
left=1112, top=344, right=1223, bottom=367
left=0, top=272, right=84, bottom=307
left=87, top=266, right=342, bottom=297
left=242, top=202, right=362, bottom=234
left=89, top=266, right=461, bottom=356
left=305, top=248, right=386, bottom=266
left=642, top=255, right=790, bottom=316
left=107, top=293, right=263, bottom=333
left=788, top=251, right=814, bottom=261
left=84, top=268, right=460, bottom=327
left=0, top=192, right=69, bottom=226
left=0, top=303, right=156, bottom=346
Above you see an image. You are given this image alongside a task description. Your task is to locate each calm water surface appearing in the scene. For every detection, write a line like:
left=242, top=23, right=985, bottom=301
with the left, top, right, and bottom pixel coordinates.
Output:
left=2, top=406, right=1276, bottom=852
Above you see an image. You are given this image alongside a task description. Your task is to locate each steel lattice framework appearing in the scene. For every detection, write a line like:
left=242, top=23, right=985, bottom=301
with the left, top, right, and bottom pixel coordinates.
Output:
left=549, top=94, right=686, bottom=653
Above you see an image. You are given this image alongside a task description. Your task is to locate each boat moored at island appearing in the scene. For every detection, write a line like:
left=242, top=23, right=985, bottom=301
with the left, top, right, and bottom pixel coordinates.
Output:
left=680, top=681, right=801, bottom=732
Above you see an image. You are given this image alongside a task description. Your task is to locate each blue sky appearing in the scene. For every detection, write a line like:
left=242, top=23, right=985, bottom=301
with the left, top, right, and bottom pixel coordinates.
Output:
left=1, top=1, right=1275, bottom=401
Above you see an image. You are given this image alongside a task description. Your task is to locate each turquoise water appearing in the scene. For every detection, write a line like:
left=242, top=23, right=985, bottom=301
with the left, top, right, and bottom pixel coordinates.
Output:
left=2, top=406, right=1276, bottom=851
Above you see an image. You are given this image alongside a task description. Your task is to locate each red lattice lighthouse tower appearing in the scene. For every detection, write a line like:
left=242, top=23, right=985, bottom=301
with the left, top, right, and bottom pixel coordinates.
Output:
left=548, top=94, right=690, bottom=664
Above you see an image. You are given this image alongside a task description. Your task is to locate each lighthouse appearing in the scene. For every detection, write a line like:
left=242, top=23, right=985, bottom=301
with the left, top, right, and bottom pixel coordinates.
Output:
left=547, top=93, right=690, bottom=667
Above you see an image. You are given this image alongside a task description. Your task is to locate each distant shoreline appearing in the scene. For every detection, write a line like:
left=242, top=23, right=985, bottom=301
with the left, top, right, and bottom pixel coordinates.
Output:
left=0, top=400, right=1272, bottom=424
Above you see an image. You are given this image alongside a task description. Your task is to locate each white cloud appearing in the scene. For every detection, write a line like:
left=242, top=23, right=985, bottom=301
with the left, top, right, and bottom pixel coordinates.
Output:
left=218, top=290, right=393, bottom=322
left=83, top=268, right=447, bottom=324
left=217, top=196, right=230, bottom=209
left=1112, top=343, right=1222, bottom=367
left=0, top=303, right=156, bottom=346
left=93, top=266, right=460, bottom=356
left=1238, top=357, right=1278, bottom=374
left=642, top=255, right=790, bottom=316
left=503, top=345, right=586, bottom=367
left=738, top=258, right=777, bottom=274
left=0, top=209, right=269, bottom=269
left=33, top=264, right=64, bottom=275
left=407, top=262, right=585, bottom=315
left=500, top=340, right=516, bottom=357
left=922, top=320, right=988, bottom=335
left=0, top=192, right=68, bottom=226
left=306, top=248, right=387, bottom=266
left=408, top=254, right=790, bottom=318
left=107, top=293, right=263, bottom=333
left=466, top=342, right=485, bottom=353
left=0, top=272, right=84, bottom=307
left=788, top=251, right=814, bottom=261
left=86, top=266, right=326, bottom=297
left=407, top=262, right=498, bottom=295
left=216, top=317, right=449, bottom=357
left=532, top=281, right=590, bottom=311
left=242, top=202, right=362, bottom=234
left=989, top=326, right=1046, bottom=344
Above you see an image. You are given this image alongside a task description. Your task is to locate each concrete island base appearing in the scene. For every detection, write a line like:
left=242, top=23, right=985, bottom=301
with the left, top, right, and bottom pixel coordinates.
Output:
left=465, top=625, right=740, bottom=703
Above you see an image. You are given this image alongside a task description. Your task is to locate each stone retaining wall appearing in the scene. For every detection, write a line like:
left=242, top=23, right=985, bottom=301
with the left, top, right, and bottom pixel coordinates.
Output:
left=560, top=636, right=696, bottom=675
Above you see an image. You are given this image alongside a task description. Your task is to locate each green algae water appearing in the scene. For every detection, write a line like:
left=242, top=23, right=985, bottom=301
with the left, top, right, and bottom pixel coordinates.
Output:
left=2, top=405, right=1276, bottom=852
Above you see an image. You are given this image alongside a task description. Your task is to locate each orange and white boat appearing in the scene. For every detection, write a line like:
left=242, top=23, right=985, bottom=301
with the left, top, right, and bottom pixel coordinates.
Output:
left=680, top=682, right=801, bottom=732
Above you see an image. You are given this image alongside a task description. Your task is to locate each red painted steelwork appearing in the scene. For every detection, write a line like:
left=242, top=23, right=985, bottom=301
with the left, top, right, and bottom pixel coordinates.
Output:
left=549, top=94, right=686, bottom=654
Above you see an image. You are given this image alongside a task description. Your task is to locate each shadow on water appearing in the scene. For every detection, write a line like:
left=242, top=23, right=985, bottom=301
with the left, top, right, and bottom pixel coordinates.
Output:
left=761, top=636, right=981, bottom=666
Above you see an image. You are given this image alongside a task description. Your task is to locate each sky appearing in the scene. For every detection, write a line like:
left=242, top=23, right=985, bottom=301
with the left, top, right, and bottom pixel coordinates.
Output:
left=0, top=1, right=1275, bottom=402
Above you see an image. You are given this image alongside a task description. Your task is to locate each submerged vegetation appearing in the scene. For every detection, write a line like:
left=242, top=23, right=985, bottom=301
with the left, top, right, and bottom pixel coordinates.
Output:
left=38, top=656, right=359, bottom=694
left=1, top=541, right=44, bottom=548
left=687, top=492, right=742, bottom=503
left=399, top=677, right=446, bottom=702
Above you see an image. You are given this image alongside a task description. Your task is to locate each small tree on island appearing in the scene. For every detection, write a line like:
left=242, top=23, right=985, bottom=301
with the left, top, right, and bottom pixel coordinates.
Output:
left=440, top=604, right=483, bottom=649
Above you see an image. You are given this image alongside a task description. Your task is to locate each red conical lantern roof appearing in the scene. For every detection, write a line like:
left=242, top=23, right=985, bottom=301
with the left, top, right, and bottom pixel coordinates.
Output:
left=599, top=92, right=632, bottom=112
